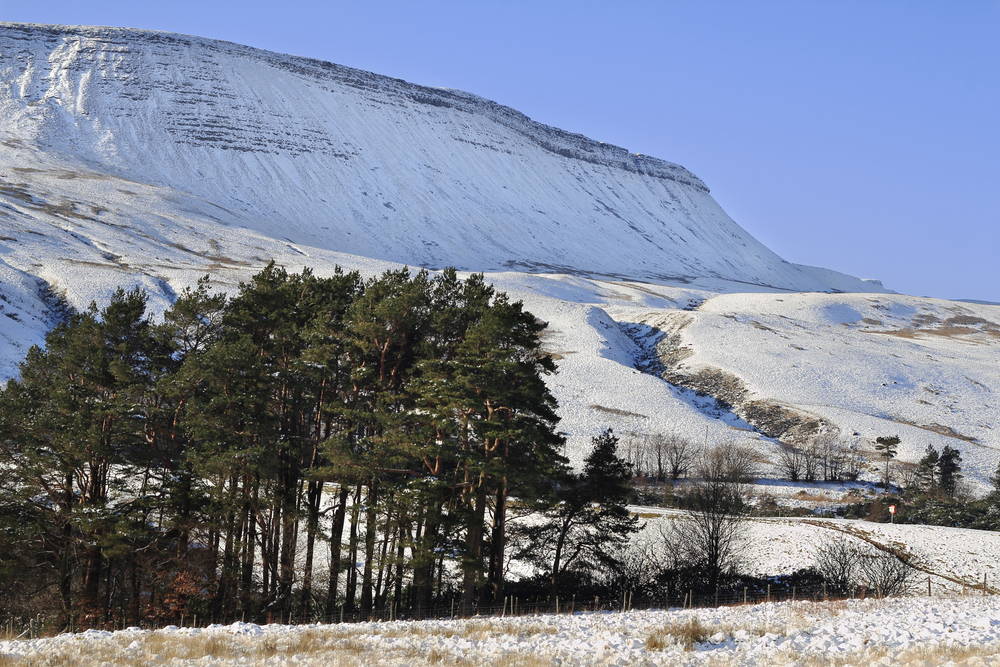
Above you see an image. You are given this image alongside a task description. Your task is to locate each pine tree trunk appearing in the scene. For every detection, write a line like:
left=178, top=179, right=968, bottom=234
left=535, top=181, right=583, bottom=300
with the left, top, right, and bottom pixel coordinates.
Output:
left=240, top=476, right=259, bottom=615
left=393, top=520, right=406, bottom=610
left=360, top=480, right=379, bottom=617
left=325, top=484, right=350, bottom=618
left=373, top=516, right=391, bottom=609
left=412, top=494, right=442, bottom=617
left=299, top=478, right=322, bottom=618
left=461, top=480, right=488, bottom=616
left=59, top=470, right=75, bottom=628
left=486, top=478, right=508, bottom=603
left=277, top=460, right=300, bottom=617
left=346, top=485, right=362, bottom=612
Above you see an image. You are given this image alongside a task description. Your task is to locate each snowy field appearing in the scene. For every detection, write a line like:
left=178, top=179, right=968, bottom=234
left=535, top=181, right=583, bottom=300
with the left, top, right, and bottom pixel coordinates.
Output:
left=5, top=597, right=1000, bottom=665
left=627, top=509, right=1000, bottom=594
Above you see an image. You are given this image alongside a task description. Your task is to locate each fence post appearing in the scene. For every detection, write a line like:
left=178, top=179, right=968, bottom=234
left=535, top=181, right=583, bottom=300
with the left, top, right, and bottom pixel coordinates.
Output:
left=792, top=586, right=796, bottom=602
left=556, top=596, right=559, bottom=614
left=743, top=587, right=747, bottom=605
left=714, top=587, right=718, bottom=607
left=766, top=584, right=770, bottom=604
left=927, top=576, right=931, bottom=597
left=984, top=573, right=988, bottom=596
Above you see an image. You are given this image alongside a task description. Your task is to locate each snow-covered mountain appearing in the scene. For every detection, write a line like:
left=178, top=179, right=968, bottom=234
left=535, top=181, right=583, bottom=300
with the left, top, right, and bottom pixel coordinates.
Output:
left=0, top=23, right=877, bottom=291
left=0, top=23, right=996, bottom=487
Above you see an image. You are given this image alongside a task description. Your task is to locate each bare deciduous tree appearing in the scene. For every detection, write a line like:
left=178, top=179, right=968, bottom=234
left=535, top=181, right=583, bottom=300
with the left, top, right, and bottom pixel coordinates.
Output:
left=671, top=445, right=751, bottom=589
left=777, top=445, right=806, bottom=481
left=716, top=444, right=758, bottom=483
left=832, top=438, right=866, bottom=482
left=812, top=535, right=915, bottom=598
left=661, top=433, right=697, bottom=480
left=857, top=551, right=915, bottom=597
left=620, top=432, right=698, bottom=482
left=812, top=535, right=861, bottom=594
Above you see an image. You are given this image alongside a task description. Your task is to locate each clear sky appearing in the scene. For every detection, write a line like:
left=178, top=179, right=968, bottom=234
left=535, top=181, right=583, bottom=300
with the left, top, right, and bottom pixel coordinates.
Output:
left=2, top=1, right=997, bottom=300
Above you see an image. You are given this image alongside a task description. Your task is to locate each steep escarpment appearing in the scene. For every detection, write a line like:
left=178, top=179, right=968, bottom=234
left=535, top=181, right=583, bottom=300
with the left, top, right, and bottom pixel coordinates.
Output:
left=0, top=22, right=879, bottom=293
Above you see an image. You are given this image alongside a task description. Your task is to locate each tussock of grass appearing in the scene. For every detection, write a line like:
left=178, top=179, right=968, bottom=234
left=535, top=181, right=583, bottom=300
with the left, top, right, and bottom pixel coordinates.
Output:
left=376, top=619, right=557, bottom=641
left=644, top=601, right=852, bottom=654
left=645, top=617, right=709, bottom=651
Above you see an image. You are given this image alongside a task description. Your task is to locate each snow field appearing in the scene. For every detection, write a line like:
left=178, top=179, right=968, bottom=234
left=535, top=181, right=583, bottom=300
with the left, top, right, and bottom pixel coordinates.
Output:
left=5, top=596, right=1000, bottom=665
left=629, top=509, right=1000, bottom=593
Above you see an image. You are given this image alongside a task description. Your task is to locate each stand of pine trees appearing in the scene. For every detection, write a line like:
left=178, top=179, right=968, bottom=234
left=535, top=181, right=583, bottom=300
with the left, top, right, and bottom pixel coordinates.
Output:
left=0, top=264, right=592, bottom=629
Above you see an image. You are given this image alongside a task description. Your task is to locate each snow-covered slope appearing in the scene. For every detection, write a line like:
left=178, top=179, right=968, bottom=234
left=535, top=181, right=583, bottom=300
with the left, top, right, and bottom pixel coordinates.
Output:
left=0, top=23, right=876, bottom=292
left=626, top=292, right=1000, bottom=487
left=0, top=23, right=994, bottom=487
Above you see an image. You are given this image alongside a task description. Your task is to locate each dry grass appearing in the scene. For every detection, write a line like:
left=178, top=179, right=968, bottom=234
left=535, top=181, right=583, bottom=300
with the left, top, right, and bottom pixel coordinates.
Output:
left=793, top=490, right=836, bottom=502
left=4, top=619, right=565, bottom=666
left=9, top=600, right=997, bottom=666
left=645, top=617, right=710, bottom=651
left=763, top=640, right=1000, bottom=666
left=9, top=627, right=372, bottom=666
left=589, top=403, right=648, bottom=418
left=373, top=619, right=557, bottom=641
left=645, top=601, right=854, bottom=655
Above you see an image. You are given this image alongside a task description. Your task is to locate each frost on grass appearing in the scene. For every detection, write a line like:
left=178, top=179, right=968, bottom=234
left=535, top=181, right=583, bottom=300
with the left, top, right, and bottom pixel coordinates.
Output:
left=4, top=597, right=1000, bottom=666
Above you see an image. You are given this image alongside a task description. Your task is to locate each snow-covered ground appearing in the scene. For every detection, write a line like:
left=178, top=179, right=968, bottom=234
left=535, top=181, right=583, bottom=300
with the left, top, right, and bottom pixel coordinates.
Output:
left=0, top=23, right=995, bottom=486
left=628, top=291, right=1000, bottom=489
left=5, top=597, right=1000, bottom=665
left=629, top=509, right=1000, bottom=593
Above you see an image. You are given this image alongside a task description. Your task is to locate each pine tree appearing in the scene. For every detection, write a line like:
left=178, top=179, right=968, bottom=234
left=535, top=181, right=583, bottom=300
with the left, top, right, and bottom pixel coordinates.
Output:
left=0, top=264, right=570, bottom=627
left=916, top=446, right=939, bottom=493
left=874, top=435, right=901, bottom=490
left=516, top=429, right=638, bottom=597
left=936, top=445, right=963, bottom=496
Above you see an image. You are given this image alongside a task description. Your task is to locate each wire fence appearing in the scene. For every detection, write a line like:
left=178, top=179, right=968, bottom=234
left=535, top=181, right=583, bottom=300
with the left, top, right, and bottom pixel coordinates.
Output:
left=2, top=574, right=993, bottom=640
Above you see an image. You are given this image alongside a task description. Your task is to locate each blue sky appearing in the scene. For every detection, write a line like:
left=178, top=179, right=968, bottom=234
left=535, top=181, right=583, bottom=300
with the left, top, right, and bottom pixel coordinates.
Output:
left=2, top=1, right=997, bottom=300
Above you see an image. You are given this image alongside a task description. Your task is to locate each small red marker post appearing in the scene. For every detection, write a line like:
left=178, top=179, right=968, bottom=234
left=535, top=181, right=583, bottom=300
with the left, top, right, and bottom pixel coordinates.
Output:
left=888, top=504, right=896, bottom=524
